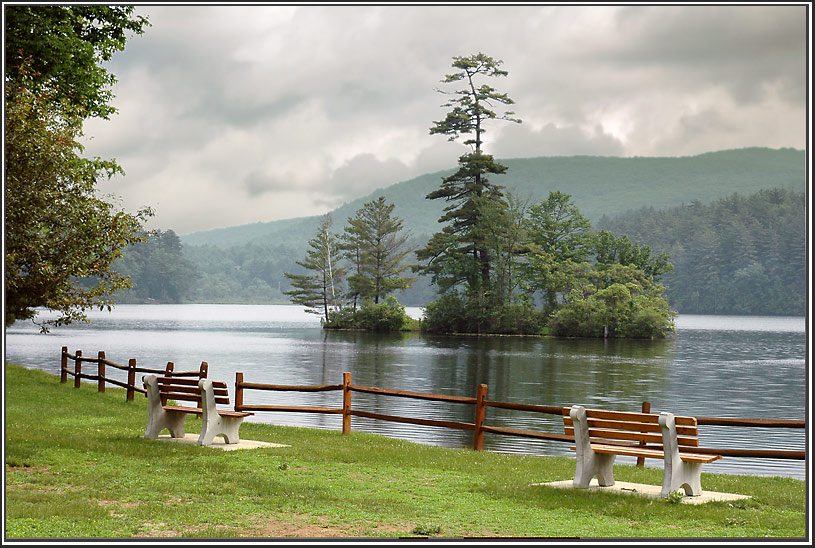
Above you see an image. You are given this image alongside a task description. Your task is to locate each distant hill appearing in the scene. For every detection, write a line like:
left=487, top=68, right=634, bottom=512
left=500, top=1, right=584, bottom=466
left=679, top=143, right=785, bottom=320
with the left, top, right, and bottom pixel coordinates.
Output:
left=181, top=147, right=805, bottom=249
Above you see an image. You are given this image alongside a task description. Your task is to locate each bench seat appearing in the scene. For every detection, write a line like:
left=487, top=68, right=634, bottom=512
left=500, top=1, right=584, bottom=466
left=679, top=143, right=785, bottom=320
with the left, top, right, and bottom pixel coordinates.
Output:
left=588, top=444, right=722, bottom=464
left=564, top=405, right=723, bottom=497
left=154, top=406, right=251, bottom=420
left=160, top=405, right=203, bottom=415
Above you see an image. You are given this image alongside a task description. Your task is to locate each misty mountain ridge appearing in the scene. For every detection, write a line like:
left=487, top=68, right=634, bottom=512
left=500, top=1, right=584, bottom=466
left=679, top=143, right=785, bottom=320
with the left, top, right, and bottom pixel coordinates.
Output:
left=180, top=147, right=805, bottom=249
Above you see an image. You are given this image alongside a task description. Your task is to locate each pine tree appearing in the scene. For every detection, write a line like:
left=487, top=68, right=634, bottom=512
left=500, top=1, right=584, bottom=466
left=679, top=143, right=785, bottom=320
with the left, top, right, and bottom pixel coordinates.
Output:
left=416, top=53, right=521, bottom=309
left=342, top=197, right=414, bottom=305
left=284, top=216, right=346, bottom=322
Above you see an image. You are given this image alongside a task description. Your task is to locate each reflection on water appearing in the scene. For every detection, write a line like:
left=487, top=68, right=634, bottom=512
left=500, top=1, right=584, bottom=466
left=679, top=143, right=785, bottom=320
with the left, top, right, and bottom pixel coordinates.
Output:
left=4, top=305, right=807, bottom=480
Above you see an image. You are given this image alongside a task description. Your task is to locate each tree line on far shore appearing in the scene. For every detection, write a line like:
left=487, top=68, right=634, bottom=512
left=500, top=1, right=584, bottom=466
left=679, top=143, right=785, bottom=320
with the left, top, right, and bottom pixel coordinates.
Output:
left=111, top=185, right=804, bottom=323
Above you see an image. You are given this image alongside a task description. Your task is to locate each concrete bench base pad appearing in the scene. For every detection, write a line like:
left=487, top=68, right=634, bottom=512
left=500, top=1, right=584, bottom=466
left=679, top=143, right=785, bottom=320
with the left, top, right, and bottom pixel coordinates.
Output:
left=537, top=479, right=750, bottom=505
left=153, top=433, right=289, bottom=451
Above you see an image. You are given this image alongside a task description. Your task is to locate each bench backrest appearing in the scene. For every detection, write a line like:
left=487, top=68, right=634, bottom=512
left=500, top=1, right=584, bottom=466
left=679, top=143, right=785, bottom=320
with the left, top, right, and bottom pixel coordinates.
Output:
left=157, top=376, right=230, bottom=408
left=563, top=408, right=700, bottom=449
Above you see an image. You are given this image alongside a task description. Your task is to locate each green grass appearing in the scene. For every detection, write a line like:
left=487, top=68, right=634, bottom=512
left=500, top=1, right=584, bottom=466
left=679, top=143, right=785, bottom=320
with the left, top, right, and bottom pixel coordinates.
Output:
left=4, top=363, right=808, bottom=540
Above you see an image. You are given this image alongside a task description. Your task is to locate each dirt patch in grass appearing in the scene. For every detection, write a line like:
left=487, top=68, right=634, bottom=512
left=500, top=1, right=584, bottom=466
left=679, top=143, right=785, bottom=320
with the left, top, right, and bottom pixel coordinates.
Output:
left=251, top=514, right=408, bottom=539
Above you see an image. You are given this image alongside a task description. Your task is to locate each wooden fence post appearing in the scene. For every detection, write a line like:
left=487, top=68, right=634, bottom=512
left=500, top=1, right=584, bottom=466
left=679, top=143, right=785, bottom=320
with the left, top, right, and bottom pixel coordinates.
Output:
left=474, top=384, right=488, bottom=450
left=637, top=401, right=651, bottom=467
left=342, top=372, right=352, bottom=435
left=61, top=346, right=68, bottom=383
left=126, top=358, right=137, bottom=402
left=97, top=351, right=106, bottom=392
left=235, top=372, right=244, bottom=412
left=74, top=350, right=82, bottom=388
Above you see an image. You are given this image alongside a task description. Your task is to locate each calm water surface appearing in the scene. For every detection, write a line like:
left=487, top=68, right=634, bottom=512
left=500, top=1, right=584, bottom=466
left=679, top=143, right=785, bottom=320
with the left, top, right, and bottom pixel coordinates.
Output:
left=4, top=304, right=808, bottom=480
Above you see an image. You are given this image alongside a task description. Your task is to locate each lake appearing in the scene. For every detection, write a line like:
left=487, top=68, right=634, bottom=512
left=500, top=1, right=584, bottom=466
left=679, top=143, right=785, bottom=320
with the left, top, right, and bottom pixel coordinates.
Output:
left=4, top=304, right=808, bottom=480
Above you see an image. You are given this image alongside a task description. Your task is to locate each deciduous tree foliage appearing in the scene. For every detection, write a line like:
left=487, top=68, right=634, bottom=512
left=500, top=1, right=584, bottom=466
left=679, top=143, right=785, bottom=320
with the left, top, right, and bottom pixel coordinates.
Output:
left=597, top=188, right=805, bottom=315
left=4, top=7, right=151, bottom=331
left=4, top=72, right=151, bottom=330
left=5, top=5, right=150, bottom=119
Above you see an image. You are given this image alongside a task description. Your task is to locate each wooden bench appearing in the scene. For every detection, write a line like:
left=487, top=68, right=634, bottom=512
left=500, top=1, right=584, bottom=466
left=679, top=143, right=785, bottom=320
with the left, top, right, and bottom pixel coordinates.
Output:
left=143, top=372, right=253, bottom=445
left=563, top=405, right=722, bottom=497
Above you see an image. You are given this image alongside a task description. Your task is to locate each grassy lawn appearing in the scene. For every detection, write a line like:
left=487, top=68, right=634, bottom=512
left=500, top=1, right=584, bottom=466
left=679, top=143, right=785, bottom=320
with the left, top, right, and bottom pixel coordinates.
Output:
left=4, top=364, right=808, bottom=540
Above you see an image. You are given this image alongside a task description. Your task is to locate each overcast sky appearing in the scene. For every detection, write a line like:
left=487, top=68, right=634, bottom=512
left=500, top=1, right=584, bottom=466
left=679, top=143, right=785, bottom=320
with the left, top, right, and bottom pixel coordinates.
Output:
left=78, top=3, right=810, bottom=235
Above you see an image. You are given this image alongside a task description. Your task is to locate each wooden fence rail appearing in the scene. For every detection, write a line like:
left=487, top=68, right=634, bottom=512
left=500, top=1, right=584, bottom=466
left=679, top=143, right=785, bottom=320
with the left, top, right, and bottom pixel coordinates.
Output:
left=60, top=346, right=206, bottom=401
left=234, top=370, right=806, bottom=462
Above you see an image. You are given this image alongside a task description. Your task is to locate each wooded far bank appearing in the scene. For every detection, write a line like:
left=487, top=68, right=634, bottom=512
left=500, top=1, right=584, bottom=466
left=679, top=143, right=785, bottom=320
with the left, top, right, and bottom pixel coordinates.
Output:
left=113, top=185, right=805, bottom=318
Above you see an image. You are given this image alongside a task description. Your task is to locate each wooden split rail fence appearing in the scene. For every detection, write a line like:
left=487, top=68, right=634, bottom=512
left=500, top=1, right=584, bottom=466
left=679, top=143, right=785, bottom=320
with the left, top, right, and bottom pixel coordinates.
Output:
left=232, top=371, right=806, bottom=462
left=60, top=347, right=805, bottom=462
left=60, top=346, right=207, bottom=402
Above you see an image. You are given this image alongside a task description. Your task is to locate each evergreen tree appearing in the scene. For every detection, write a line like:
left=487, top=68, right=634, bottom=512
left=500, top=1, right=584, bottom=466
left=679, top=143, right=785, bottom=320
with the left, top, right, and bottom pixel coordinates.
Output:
left=342, top=197, right=414, bottom=305
left=523, top=192, right=594, bottom=312
left=284, top=216, right=346, bottom=322
left=114, top=230, right=198, bottom=303
left=416, top=52, right=521, bottom=328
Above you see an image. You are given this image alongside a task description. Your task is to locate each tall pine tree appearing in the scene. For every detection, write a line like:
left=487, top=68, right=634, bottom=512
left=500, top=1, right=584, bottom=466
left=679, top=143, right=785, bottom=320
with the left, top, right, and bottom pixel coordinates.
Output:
left=416, top=53, right=521, bottom=329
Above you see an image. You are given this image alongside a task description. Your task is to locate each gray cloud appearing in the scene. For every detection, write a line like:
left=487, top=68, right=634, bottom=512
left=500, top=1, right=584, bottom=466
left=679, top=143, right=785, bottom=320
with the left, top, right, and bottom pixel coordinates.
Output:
left=77, top=4, right=807, bottom=234
left=492, top=123, right=626, bottom=158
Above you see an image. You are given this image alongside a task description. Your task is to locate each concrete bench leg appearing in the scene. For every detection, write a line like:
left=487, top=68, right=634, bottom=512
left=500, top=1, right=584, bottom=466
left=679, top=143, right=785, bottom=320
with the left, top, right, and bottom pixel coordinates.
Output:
left=570, top=405, right=616, bottom=488
left=662, top=460, right=703, bottom=497
left=574, top=450, right=616, bottom=488
left=146, top=409, right=188, bottom=439
left=197, top=379, right=245, bottom=445
left=143, top=374, right=187, bottom=439
left=199, top=414, right=245, bottom=445
left=660, top=412, right=704, bottom=497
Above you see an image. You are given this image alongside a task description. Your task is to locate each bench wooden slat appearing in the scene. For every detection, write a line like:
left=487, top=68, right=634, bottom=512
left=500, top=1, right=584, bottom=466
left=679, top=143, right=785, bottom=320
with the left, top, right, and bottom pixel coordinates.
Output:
left=159, top=379, right=230, bottom=405
left=160, top=384, right=199, bottom=395
left=568, top=444, right=723, bottom=464
left=160, top=391, right=201, bottom=402
left=563, top=427, right=700, bottom=447
left=157, top=405, right=251, bottom=420
left=582, top=408, right=697, bottom=427
left=218, top=410, right=253, bottom=418
left=564, top=417, right=699, bottom=436
left=162, top=392, right=230, bottom=405
left=158, top=377, right=227, bottom=388
left=159, top=383, right=228, bottom=396
left=157, top=376, right=199, bottom=386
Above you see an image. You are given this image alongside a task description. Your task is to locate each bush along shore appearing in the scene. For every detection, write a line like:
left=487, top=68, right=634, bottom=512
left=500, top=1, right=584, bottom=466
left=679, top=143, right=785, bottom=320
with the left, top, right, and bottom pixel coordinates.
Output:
left=4, top=364, right=807, bottom=540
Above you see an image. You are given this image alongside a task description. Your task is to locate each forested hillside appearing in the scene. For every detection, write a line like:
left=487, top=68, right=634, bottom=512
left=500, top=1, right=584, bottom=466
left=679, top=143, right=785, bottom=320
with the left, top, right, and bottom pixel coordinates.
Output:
left=114, top=148, right=806, bottom=316
left=180, top=147, right=805, bottom=250
left=597, top=188, right=806, bottom=316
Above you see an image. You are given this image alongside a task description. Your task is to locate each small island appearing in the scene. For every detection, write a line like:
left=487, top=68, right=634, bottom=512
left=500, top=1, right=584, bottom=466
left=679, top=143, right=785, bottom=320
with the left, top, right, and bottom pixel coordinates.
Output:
left=284, top=54, right=674, bottom=339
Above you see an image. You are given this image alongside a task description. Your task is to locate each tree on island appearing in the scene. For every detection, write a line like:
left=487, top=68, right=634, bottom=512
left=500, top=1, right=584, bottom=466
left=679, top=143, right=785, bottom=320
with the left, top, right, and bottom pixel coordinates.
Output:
left=4, top=6, right=152, bottom=331
left=415, top=52, right=522, bottom=332
left=284, top=216, right=346, bottom=324
left=342, top=197, right=415, bottom=308
left=285, top=200, right=416, bottom=332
